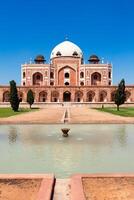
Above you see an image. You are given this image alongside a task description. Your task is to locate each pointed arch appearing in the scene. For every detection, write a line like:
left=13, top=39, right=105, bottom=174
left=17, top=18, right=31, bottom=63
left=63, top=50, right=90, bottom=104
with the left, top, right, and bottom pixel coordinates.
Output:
left=39, top=91, right=47, bottom=102
left=87, top=91, right=95, bottom=102
left=99, top=90, right=107, bottom=102
left=63, top=91, right=71, bottom=102
left=33, top=72, right=43, bottom=86
left=51, top=91, right=59, bottom=102
left=3, top=91, right=10, bottom=102
left=125, top=90, right=131, bottom=102
left=91, top=72, right=101, bottom=85
left=75, top=91, right=83, bottom=102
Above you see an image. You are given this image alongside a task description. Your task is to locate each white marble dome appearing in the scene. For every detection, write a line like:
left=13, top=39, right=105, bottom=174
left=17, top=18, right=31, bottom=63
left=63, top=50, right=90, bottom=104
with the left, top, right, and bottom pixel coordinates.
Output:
left=50, top=40, right=83, bottom=59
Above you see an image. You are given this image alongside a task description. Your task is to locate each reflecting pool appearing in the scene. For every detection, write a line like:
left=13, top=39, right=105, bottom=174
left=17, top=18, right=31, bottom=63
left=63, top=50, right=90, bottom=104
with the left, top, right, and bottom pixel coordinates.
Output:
left=0, top=124, right=134, bottom=178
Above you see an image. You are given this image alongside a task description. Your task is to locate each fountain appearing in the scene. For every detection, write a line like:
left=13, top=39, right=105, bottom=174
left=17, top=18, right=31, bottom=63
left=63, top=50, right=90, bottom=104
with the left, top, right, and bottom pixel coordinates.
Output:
left=61, top=128, right=70, bottom=137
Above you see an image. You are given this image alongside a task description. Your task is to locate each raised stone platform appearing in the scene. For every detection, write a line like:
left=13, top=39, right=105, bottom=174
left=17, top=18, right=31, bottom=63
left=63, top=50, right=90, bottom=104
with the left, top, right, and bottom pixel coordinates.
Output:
left=1, top=102, right=134, bottom=108
left=0, top=174, right=55, bottom=200
left=71, top=174, right=134, bottom=200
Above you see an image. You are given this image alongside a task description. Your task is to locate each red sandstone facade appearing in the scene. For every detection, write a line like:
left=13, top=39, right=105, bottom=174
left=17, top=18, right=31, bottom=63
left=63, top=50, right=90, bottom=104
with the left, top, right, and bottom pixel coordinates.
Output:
left=0, top=40, right=134, bottom=103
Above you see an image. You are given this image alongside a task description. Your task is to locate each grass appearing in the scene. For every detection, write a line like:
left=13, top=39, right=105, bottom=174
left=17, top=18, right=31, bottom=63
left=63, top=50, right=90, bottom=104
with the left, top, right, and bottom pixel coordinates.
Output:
left=96, top=107, right=134, bottom=117
left=0, top=108, right=39, bottom=118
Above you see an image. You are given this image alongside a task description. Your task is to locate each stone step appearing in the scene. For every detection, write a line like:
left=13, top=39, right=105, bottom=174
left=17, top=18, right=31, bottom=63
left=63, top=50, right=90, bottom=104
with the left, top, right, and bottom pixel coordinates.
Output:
left=53, top=179, right=71, bottom=200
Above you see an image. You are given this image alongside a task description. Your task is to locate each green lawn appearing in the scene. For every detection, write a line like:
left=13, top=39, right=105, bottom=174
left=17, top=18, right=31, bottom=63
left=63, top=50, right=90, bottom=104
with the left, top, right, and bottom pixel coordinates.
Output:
left=0, top=108, right=39, bottom=118
left=96, top=107, right=134, bottom=117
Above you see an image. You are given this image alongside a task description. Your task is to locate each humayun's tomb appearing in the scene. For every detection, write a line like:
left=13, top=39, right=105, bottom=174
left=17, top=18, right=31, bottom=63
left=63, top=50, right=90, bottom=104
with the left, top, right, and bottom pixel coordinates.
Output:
left=0, top=40, right=134, bottom=103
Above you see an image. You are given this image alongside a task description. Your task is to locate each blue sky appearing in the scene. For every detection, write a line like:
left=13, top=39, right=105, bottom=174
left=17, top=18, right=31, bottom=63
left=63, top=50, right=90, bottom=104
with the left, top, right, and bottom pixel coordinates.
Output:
left=0, top=0, right=134, bottom=85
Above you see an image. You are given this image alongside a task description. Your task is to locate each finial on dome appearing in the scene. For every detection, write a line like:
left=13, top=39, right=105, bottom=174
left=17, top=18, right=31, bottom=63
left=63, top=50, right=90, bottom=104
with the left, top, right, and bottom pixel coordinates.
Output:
left=65, top=35, right=69, bottom=41
left=101, top=57, right=104, bottom=64
left=29, top=57, right=32, bottom=64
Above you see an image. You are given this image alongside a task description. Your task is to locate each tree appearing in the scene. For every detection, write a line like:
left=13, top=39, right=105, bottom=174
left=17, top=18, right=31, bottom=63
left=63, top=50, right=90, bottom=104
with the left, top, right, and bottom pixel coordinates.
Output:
left=115, top=79, right=126, bottom=111
left=27, top=89, right=34, bottom=108
left=9, top=80, right=20, bottom=111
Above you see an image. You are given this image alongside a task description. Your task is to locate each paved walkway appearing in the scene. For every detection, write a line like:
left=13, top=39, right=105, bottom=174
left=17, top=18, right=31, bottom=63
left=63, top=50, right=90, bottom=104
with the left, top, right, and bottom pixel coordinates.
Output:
left=53, top=179, right=71, bottom=200
left=0, top=106, right=134, bottom=124
left=69, top=107, right=134, bottom=124
left=0, top=107, right=64, bottom=124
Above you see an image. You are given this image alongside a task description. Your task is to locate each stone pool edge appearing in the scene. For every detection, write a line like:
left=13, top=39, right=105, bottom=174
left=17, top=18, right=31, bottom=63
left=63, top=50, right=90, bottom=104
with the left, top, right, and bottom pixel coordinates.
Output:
left=1, top=121, right=134, bottom=125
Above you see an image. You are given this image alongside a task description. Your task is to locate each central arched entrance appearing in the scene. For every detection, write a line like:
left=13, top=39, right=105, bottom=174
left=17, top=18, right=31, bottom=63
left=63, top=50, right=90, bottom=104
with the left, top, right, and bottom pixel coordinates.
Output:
left=58, top=66, right=76, bottom=86
left=63, top=91, right=71, bottom=102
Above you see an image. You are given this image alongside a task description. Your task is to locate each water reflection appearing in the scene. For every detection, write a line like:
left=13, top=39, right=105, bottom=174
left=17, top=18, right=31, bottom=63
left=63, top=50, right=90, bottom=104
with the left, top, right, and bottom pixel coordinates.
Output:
left=117, top=125, right=127, bottom=147
left=7, top=124, right=128, bottom=148
left=0, top=124, right=133, bottom=178
left=76, top=137, right=83, bottom=141
left=8, top=126, right=18, bottom=144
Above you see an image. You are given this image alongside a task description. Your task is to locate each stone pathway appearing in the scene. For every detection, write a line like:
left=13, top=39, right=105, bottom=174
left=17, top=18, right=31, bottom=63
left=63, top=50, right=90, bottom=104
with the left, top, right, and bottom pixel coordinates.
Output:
left=53, top=179, right=71, bottom=200
left=69, top=107, right=134, bottom=124
left=0, top=106, right=134, bottom=124
left=0, top=107, right=64, bottom=124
